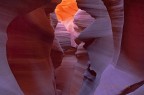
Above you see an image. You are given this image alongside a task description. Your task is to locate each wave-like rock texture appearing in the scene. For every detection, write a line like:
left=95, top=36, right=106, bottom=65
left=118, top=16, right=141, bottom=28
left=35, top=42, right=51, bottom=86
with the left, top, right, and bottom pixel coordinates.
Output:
left=55, top=22, right=73, bottom=51
left=0, top=0, right=144, bottom=95
left=73, top=0, right=144, bottom=95
left=0, top=0, right=59, bottom=95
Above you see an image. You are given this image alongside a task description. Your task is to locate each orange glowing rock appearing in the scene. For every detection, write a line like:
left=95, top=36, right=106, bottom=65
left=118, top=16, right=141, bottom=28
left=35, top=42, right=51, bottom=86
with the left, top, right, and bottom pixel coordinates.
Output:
left=55, top=0, right=78, bottom=21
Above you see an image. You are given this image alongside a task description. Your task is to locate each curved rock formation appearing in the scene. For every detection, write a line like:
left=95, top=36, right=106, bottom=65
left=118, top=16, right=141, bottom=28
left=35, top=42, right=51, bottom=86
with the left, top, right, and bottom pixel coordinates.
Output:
left=0, top=0, right=61, bottom=95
